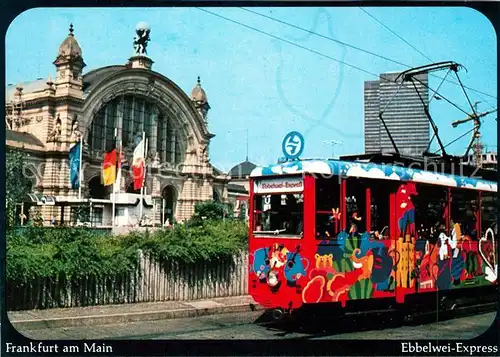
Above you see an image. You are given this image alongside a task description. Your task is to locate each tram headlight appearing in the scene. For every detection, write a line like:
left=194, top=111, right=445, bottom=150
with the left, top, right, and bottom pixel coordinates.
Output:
left=268, top=270, right=279, bottom=287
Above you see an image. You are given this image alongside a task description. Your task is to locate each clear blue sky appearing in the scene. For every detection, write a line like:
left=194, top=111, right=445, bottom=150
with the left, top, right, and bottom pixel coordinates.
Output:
left=6, top=7, right=497, bottom=172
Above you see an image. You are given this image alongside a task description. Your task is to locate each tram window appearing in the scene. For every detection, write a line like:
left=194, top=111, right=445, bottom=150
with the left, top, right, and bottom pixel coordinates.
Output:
left=369, top=180, right=392, bottom=239
left=345, top=178, right=367, bottom=234
left=253, top=193, right=304, bottom=237
left=315, top=177, right=340, bottom=239
left=413, top=184, right=448, bottom=243
left=481, top=192, right=497, bottom=238
left=450, top=189, right=479, bottom=240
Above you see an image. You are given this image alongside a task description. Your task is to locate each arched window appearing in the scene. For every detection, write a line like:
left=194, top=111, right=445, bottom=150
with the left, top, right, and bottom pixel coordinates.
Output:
left=88, top=176, right=108, bottom=199
left=162, top=186, right=176, bottom=223
left=88, top=95, right=183, bottom=163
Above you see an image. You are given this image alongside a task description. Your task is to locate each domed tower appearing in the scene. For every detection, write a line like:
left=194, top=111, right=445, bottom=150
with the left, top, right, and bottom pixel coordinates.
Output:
left=53, top=24, right=86, bottom=96
left=191, top=76, right=210, bottom=121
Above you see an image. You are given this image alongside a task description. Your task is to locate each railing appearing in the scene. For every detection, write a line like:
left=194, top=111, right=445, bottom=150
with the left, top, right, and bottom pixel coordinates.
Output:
left=6, top=251, right=249, bottom=311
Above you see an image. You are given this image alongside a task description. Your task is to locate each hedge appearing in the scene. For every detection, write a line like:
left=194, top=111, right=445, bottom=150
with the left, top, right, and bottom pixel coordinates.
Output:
left=6, top=220, right=248, bottom=286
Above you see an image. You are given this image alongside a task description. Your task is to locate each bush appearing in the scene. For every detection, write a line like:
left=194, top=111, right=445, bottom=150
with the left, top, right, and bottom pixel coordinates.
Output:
left=6, top=220, right=249, bottom=285
left=191, top=200, right=225, bottom=224
left=6, top=150, right=33, bottom=228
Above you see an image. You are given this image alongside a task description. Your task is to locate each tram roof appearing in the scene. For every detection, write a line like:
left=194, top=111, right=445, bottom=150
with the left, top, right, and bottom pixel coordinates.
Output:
left=250, top=159, right=497, bottom=192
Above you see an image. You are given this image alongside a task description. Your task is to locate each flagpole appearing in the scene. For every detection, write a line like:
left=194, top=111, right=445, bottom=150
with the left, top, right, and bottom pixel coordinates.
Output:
left=112, top=128, right=118, bottom=227
left=144, top=137, right=148, bottom=223
left=78, top=135, right=83, bottom=201
left=139, top=132, right=146, bottom=224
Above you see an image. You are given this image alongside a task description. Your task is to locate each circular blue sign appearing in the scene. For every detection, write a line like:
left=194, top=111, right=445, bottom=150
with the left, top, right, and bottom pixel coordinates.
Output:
left=282, top=131, right=305, bottom=160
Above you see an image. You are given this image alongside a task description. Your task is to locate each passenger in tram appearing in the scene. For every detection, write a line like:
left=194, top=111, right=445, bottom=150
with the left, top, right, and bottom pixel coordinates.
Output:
left=373, top=225, right=389, bottom=240
left=316, top=215, right=336, bottom=239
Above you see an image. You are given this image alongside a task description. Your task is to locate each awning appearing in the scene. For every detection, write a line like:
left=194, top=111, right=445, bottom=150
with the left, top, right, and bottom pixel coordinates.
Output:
left=25, top=193, right=56, bottom=205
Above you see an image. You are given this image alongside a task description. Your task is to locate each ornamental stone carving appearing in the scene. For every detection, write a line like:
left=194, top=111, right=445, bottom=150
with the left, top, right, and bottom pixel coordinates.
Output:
left=47, top=114, right=62, bottom=142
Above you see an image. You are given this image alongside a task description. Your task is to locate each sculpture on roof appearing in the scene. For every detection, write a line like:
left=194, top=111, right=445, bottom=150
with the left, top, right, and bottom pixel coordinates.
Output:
left=133, top=21, right=151, bottom=56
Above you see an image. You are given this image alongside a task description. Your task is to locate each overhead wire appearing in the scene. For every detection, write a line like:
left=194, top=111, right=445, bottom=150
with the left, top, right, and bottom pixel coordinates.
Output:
left=195, top=8, right=366, bottom=138
left=199, top=8, right=475, bottom=116
left=358, top=7, right=497, bottom=107
left=358, top=7, right=433, bottom=63
left=434, top=127, right=475, bottom=154
left=238, top=7, right=410, bottom=69
left=240, top=7, right=496, bottom=106
left=198, top=8, right=458, bottom=97
left=198, top=7, right=497, bottom=156
left=412, top=76, right=471, bottom=117
left=196, top=8, right=380, bottom=79
left=298, top=6, right=497, bottom=154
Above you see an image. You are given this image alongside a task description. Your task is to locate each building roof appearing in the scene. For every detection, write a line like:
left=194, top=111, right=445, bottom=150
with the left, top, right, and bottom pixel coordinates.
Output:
left=250, top=159, right=497, bottom=192
left=191, top=76, right=207, bottom=103
left=82, top=65, right=127, bottom=97
left=211, top=166, right=225, bottom=176
left=227, top=183, right=248, bottom=194
left=6, top=79, right=47, bottom=102
left=57, top=25, right=82, bottom=58
left=6, top=130, right=45, bottom=148
left=229, top=160, right=257, bottom=178
left=53, top=24, right=86, bottom=69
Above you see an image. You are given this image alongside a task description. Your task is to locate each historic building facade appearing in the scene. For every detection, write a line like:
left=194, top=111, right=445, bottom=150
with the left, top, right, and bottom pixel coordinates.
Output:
left=5, top=23, right=230, bottom=226
left=226, top=159, right=256, bottom=220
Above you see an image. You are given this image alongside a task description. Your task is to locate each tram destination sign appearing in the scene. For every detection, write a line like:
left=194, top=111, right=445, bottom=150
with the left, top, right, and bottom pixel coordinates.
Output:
left=254, top=177, right=304, bottom=194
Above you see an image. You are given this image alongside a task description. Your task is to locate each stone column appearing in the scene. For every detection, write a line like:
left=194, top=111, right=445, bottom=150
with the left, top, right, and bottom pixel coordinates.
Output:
left=163, top=114, right=169, bottom=163
left=117, top=96, right=125, bottom=145
left=171, top=128, right=176, bottom=163
left=150, top=106, right=158, bottom=159
left=127, top=97, right=136, bottom=147
left=139, top=99, right=145, bottom=142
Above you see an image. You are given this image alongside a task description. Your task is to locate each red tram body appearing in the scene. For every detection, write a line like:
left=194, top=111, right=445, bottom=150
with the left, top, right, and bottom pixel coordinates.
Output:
left=248, top=159, right=498, bottom=314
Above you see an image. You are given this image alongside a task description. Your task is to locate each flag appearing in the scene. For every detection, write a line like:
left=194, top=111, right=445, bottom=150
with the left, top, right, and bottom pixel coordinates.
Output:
left=132, top=139, right=145, bottom=191
left=102, top=149, right=118, bottom=186
left=69, top=141, right=81, bottom=189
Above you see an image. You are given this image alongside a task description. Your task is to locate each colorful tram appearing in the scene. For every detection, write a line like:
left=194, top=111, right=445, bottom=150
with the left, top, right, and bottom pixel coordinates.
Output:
left=248, top=159, right=498, bottom=315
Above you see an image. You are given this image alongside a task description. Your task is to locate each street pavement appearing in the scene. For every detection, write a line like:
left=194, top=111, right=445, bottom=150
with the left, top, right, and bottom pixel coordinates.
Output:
left=15, top=309, right=496, bottom=341
left=8, top=295, right=260, bottom=331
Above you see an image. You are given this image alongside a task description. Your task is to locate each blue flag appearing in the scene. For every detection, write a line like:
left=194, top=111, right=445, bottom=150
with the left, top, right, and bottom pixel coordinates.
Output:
left=69, top=142, right=81, bottom=189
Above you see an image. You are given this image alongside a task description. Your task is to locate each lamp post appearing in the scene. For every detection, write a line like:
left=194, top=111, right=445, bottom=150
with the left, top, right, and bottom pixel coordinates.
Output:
left=323, top=140, right=343, bottom=159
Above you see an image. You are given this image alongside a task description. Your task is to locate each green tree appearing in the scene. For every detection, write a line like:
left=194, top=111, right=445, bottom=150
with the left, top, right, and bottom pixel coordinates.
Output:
left=72, top=201, right=91, bottom=225
left=6, top=150, right=33, bottom=229
left=225, top=202, right=234, bottom=219
left=238, top=202, right=247, bottom=221
left=191, top=200, right=225, bottom=224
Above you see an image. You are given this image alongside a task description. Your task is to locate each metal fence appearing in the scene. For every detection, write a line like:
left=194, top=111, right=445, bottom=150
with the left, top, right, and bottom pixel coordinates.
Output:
left=6, top=251, right=249, bottom=311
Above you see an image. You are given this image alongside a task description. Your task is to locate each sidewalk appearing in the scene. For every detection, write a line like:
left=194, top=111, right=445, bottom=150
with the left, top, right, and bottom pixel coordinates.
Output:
left=8, top=295, right=262, bottom=331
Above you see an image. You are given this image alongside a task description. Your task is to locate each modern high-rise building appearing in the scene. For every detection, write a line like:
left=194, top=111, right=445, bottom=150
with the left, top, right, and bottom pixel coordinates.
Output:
left=364, top=72, right=430, bottom=157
